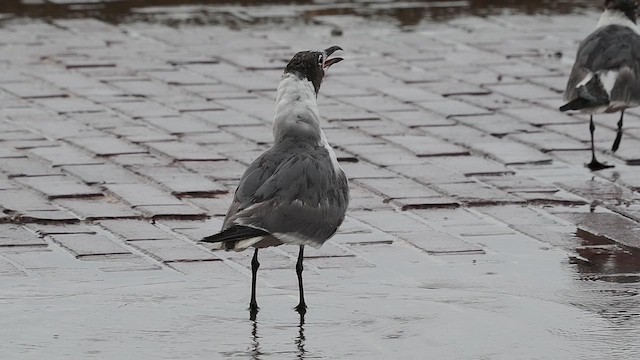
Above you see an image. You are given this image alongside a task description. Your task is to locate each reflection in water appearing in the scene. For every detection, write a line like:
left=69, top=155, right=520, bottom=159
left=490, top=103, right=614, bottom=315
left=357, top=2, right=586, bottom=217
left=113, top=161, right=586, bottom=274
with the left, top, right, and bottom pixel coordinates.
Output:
left=295, top=314, right=306, bottom=360
left=250, top=319, right=262, bottom=360
left=244, top=313, right=307, bottom=360
left=568, top=228, right=640, bottom=357
left=0, top=0, right=599, bottom=26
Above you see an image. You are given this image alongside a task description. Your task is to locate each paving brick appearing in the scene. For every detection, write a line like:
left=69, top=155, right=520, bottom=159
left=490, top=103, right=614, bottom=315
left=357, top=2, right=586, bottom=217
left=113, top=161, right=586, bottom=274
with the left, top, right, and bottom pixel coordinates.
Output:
left=144, top=115, right=219, bottom=134
left=110, top=153, right=173, bottom=167
left=0, top=157, right=60, bottom=177
left=382, top=134, right=470, bottom=157
left=188, top=109, right=265, bottom=127
left=157, top=218, right=225, bottom=241
left=99, top=219, right=175, bottom=241
left=136, top=204, right=206, bottom=218
left=129, top=165, right=227, bottom=195
left=387, top=162, right=468, bottom=184
left=509, top=132, right=589, bottom=152
left=417, top=98, right=492, bottom=118
left=0, top=146, right=25, bottom=159
left=435, top=181, right=524, bottom=205
left=0, top=224, right=47, bottom=247
left=28, top=145, right=103, bottom=166
left=396, top=231, right=484, bottom=255
left=341, top=95, right=417, bottom=113
left=0, top=189, right=60, bottom=212
left=108, top=100, right=179, bottom=118
left=350, top=210, right=434, bottom=233
left=25, top=223, right=96, bottom=236
left=128, top=239, right=217, bottom=262
left=501, top=107, right=582, bottom=126
left=429, top=155, right=514, bottom=177
left=146, top=141, right=226, bottom=161
left=20, top=119, right=102, bottom=139
left=485, top=82, right=559, bottom=101
left=383, top=110, right=456, bottom=128
left=55, top=198, right=139, bottom=219
left=103, top=183, right=183, bottom=206
left=33, top=97, right=105, bottom=114
left=554, top=179, right=640, bottom=204
left=50, top=233, right=131, bottom=258
left=339, top=162, right=396, bottom=180
left=0, top=258, right=26, bottom=277
left=355, top=177, right=443, bottom=199
left=0, top=81, right=67, bottom=98
left=180, top=160, right=246, bottom=181
left=61, top=163, right=139, bottom=185
left=67, top=136, right=147, bottom=156
left=452, top=113, right=538, bottom=136
left=14, top=175, right=102, bottom=199
left=472, top=140, right=553, bottom=165
left=108, top=125, right=177, bottom=143
left=342, top=143, right=426, bottom=166
left=145, top=69, right=218, bottom=85
left=555, top=211, right=640, bottom=250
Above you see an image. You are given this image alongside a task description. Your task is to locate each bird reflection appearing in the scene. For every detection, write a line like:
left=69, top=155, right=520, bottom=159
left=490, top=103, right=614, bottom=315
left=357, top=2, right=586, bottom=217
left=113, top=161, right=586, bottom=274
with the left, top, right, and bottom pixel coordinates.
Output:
left=295, top=313, right=307, bottom=360
left=250, top=319, right=262, bottom=360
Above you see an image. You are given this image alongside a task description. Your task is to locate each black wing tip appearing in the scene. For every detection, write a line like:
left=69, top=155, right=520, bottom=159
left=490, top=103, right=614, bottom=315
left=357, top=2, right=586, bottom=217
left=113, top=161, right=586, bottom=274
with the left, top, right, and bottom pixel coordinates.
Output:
left=200, top=225, right=269, bottom=244
left=559, top=98, right=591, bottom=112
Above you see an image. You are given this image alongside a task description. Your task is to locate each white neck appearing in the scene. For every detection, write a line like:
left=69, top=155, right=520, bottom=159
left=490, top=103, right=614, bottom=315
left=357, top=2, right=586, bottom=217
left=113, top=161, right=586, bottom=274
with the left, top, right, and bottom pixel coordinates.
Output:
left=597, top=9, right=640, bottom=34
left=273, top=73, right=322, bottom=143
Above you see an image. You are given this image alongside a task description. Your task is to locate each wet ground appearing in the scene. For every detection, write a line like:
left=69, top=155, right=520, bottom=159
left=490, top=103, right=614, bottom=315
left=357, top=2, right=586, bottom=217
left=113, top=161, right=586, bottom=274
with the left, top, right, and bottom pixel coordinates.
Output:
left=1, top=0, right=640, bottom=359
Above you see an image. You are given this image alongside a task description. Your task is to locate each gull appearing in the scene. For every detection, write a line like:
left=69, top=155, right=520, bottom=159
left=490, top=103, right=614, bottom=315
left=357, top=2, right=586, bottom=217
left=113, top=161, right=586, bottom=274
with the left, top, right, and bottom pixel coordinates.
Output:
left=201, top=46, right=349, bottom=318
left=560, top=0, right=640, bottom=170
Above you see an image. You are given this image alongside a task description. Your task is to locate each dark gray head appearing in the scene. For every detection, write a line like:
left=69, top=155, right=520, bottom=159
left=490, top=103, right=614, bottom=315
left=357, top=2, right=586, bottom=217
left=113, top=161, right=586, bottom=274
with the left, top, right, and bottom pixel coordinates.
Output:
left=284, top=46, right=344, bottom=95
left=605, top=0, right=639, bottom=23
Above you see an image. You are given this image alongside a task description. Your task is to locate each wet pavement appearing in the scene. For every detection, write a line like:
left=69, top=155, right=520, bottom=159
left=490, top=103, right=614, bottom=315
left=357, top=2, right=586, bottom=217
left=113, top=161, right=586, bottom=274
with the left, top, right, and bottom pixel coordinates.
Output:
left=1, top=1, right=640, bottom=359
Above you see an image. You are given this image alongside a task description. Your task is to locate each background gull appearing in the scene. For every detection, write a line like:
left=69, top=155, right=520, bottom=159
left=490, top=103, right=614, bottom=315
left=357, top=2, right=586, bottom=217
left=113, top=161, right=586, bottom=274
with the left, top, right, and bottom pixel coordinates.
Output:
left=560, top=0, right=640, bottom=170
left=201, top=46, right=349, bottom=319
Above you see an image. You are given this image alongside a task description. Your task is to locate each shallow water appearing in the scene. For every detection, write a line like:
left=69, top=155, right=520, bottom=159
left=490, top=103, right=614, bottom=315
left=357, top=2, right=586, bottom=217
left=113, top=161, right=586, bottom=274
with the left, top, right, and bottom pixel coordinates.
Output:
left=0, top=0, right=598, bottom=26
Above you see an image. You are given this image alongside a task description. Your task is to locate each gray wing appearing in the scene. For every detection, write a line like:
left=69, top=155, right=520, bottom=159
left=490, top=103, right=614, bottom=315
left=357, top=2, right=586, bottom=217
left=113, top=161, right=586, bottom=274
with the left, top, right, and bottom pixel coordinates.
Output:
left=564, top=25, right=640, bottom=103
left=223, top=143, right=349, bottom=247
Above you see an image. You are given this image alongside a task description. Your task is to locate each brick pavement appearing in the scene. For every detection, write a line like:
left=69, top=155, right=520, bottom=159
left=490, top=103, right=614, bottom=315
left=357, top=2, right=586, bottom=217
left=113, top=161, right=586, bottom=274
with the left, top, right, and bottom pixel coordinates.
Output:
left=1, top=6, right=640, bottom=359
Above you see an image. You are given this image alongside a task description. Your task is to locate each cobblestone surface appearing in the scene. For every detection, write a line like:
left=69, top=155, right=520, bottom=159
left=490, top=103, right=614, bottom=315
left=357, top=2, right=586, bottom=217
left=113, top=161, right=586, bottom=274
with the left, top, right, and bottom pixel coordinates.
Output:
left=1, top=6, right=640, bottom=360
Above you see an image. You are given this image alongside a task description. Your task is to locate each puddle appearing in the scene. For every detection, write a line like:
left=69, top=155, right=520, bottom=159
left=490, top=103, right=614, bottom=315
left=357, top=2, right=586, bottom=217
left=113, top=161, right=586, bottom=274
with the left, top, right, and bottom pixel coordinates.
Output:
left=1, top=0, right=598, bottom=26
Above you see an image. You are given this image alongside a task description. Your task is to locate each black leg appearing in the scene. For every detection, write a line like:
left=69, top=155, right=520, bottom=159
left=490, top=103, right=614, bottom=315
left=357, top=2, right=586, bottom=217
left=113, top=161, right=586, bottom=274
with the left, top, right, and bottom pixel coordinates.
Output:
left=586, top=115, right=614, bottom=171
left=250, top=248, right=259, bottom=320
left=612, top=110, right=624, bottom=152
left=294, top=245, right=307, bottom=315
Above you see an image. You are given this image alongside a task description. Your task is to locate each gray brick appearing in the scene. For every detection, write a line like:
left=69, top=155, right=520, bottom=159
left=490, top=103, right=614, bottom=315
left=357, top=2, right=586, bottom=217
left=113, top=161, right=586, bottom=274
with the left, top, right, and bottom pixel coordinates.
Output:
left=55, top=198, right=140, bottom=219
left=68, top=136, right=147, bottom=156
left=99, top=219, right=175, bottom=241
left=28, top=145, right=103, bottom=167
left=103, top=183, right=183, bottom=206
left=146, top=141, right=226, bottom=161
left=50, top=233, right=131, bottom=257
left=397, top=231, right=484, bottom=255
left=15, top=175, right=102, bottom=199
left=130, top=165, right=227, bottom=195
left=128, top=239, right=217, bottom=262
left=434, top=182, right=524, bottom=205
left=61, top=163, right=139, bottom=185
left=382, top=135, right=470, bottom=157
left=0, top=224, right=47, bottom=247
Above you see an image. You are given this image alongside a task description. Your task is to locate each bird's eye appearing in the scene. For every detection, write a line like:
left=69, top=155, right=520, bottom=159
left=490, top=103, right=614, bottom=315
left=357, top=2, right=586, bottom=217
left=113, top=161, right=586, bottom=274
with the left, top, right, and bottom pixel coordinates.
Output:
left=318, top=54, right=323, bottom=66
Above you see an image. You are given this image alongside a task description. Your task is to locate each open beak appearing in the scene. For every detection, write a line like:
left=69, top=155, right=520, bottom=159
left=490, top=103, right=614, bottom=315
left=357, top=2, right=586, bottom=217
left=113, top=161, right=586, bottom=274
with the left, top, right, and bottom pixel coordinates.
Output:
left=323, top=45, right=344, bottom=69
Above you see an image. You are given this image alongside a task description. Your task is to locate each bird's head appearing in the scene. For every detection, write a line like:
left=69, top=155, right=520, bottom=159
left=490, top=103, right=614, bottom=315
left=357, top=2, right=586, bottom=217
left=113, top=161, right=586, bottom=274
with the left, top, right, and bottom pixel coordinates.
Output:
left=283, top=46, right=344, bottom=95
left=605, top=0, right=639, bottom=23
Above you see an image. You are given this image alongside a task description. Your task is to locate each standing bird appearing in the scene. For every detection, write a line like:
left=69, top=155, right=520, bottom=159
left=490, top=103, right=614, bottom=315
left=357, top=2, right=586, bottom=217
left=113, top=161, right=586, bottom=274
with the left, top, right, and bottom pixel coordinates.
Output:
left=201, top=46, right=349, bottom=318
left=560, top=0, right=640, bottom=171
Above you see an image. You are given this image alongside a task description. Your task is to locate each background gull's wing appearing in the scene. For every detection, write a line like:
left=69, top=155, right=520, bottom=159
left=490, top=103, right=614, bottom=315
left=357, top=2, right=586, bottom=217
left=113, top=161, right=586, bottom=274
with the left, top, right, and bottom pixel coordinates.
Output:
left=564, top=25, right=640, bottom=103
